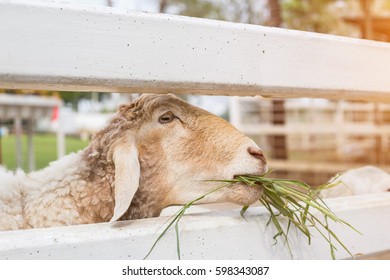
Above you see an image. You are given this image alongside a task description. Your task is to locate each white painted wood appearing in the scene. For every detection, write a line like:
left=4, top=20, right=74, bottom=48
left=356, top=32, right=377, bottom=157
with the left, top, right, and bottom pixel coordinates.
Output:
left=229, top=97, right=242, bottom=128
left=14, top=115, right=22, bottom=168
left=1, top=0, right=390, bottom=101
left=238, top=123, right=390, bottom=136
left=0, top=193, right=389, bottom=260
left=56, top=110, right=65, bottom=158
left=269, top=160, right=390, bottom=174
left=0, top=94, right=60, bottom=108
left=27, top=119, right=35, bottom=171
left=0, top=94, right=61, bottom=120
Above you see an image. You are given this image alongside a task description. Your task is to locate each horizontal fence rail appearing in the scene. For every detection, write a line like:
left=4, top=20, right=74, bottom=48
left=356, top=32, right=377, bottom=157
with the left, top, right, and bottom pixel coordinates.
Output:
left=0, top=193, right=389, bottom=260
left=1, top=0, right=390, bottom=101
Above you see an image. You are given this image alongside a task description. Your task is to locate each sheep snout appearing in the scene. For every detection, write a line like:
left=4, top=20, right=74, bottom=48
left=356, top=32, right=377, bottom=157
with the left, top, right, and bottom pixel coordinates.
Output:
left=247, top=146, right=267, bottom=164
left=228, top=141, right=268, bottom=179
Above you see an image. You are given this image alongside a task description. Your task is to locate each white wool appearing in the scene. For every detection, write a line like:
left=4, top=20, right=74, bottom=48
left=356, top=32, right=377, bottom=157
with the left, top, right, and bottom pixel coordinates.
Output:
left=0, top=166, right=26, bottom=230
left=321, top=166, right=390, bottom=198
left=25, top=152, right=83, bottom=193
left=0, top=153, right=86, bottom=231
left=22, top=152, right=88, bottom=229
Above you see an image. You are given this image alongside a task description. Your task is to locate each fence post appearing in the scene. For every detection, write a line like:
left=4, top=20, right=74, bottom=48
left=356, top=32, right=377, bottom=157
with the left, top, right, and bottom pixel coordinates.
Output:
left=57, top=108, right=65, bottom=159
left=27, top=118, right=35, bottom=171
left=14, top=114, right=22, bottom=169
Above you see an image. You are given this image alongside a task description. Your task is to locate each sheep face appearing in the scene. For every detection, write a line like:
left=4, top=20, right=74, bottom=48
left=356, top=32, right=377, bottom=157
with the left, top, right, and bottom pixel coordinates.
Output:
left=136, top=95, right=267, bottom=207
left=89, top=94, right=267, bottom=220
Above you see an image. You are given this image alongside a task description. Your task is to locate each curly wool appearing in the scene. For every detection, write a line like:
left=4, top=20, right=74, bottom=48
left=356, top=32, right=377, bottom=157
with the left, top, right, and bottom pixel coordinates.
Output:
left=0, top=167, right=26, bottom=230
left=0, top=95, right=173, bottom=231
left=0, top=152, right=115, bottom=231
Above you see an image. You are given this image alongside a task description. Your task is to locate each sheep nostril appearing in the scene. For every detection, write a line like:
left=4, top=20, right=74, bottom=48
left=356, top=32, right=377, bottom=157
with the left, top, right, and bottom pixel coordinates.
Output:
left=248, top=147, right=266, bottom=163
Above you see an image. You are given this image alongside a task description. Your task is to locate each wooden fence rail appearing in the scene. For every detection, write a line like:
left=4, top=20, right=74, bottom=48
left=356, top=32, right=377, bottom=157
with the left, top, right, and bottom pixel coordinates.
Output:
left=1, top=0, right=390, bottom=101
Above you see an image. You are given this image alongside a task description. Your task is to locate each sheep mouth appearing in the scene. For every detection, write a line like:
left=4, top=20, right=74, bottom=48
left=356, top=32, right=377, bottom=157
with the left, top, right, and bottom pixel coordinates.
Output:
left=232, top=166, right=269, bottom=179
left=233, top=174, right=262, bottom=179
left=232, top=171, right=268, bottom=179
left=226, top=177, right=264, bottom=206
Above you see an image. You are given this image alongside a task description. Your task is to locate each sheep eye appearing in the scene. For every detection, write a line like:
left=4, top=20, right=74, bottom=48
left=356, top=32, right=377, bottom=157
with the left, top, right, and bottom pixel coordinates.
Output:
left=158, top=112, right=175, bottom=124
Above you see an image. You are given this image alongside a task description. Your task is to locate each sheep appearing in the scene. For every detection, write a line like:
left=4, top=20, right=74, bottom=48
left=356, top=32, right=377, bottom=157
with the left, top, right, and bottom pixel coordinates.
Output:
left=0, top=94, right=268, bottom=231
left=321, top=166, right=390, bottom=198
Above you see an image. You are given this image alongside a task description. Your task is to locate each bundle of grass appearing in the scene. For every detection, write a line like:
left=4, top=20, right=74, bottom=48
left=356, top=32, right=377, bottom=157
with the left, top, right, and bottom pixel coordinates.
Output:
left=144, top=171, right=359, bottom=260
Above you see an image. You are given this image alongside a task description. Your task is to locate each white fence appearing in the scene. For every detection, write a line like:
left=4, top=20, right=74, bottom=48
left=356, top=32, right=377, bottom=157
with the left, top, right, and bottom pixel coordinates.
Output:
left=1, top=0, right=390, bottom=260
left=229, top=97, right=390, bottom=176
left=2, top=0, right=390, bottom=100
left=0, top=94, right=64, bottom=169
left=0, top=193, right=389, bottom=260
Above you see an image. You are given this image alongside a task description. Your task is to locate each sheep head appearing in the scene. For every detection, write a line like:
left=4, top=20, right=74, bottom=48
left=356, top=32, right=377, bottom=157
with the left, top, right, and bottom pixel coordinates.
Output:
left=85, top=94, right=267, bottom=221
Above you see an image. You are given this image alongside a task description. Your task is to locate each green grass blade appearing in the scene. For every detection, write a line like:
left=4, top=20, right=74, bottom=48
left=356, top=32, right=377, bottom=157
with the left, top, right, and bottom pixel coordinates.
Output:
left=144, top=184, right=228, bottom=259
left=144, top=210, right=183, bottom=260
left=240, top=205, right=249, bottom=221
left=146, top=170, right=358, bottom=260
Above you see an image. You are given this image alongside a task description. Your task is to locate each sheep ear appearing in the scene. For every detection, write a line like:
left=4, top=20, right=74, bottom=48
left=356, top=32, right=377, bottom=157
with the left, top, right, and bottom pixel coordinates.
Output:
left=109, top=142, right=140, bottom=222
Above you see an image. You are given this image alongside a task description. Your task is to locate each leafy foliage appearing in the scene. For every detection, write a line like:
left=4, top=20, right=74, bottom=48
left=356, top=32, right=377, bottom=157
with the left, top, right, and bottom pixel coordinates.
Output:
left=167, top=0, right=225, bottom=20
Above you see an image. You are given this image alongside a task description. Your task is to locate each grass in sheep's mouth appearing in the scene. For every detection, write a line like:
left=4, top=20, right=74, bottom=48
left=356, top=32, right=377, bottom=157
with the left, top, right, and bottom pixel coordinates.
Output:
left=144, top=171, right=360, bottom=260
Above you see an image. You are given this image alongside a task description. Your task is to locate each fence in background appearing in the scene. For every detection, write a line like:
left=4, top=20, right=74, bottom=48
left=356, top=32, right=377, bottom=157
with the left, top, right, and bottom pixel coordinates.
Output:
left=0, top=94, right=64, bottom=170
left=230, top=97, right=390, bottom=185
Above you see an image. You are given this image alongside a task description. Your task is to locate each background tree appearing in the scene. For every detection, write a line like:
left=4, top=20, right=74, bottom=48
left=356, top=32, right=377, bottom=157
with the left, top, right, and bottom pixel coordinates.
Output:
left=222, top=0, right=267, bottom=24
left=159, top=0, right=168, bottom=13
left=267, top=0, right=282, bottom=26
left=158, top=0, right=363, bottom=36
left=282, top=0, right=337, bottom=33
left=162, top=0, right=224, bottom=19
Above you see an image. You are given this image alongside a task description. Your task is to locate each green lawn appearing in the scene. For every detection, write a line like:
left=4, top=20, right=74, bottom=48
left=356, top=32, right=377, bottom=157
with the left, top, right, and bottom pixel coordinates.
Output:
left=0, top=134, right=89, bottom=171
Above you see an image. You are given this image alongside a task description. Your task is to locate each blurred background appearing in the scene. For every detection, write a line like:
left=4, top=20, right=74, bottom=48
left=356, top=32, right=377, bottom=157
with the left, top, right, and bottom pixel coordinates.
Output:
left=1, top=0, right=390, bottom=186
